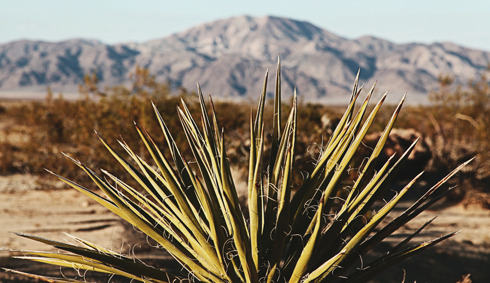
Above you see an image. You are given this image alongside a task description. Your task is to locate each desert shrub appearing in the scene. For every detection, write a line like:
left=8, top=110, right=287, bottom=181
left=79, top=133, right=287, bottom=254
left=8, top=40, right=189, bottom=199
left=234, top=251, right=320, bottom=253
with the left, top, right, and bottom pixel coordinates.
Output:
left=1, top=65, right=484, bottom=206
left=0, top=68, right=198, bottom=185
left=0, top=68, right=339, bottom=190
left=427, top=73, right=490, bottom=174
left=4, top=62, right=470, bottom=283
left=381, top=72, right=490, bottom=205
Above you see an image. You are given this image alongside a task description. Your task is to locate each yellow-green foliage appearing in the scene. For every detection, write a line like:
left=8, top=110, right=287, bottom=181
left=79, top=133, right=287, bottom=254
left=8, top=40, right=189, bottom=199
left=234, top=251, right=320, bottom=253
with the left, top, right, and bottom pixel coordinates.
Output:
left=4, top=60, right=471, bottom=283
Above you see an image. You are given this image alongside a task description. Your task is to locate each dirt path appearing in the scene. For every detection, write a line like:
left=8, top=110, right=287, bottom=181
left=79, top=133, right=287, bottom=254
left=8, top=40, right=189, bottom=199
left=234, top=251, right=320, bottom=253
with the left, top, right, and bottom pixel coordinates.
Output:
left=1, top=174, right=489, bottom=282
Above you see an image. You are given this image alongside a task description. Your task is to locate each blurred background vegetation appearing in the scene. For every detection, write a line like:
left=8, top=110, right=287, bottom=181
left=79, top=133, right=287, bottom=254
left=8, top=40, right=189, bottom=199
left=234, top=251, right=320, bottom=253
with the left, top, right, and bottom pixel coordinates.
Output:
left=0, top=66, right=488, bottom=206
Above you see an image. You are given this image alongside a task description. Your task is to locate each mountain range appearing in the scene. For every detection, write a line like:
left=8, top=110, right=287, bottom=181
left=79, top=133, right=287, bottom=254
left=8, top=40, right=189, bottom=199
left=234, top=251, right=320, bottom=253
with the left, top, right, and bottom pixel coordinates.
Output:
left=1, top=15, right=489, bottom=102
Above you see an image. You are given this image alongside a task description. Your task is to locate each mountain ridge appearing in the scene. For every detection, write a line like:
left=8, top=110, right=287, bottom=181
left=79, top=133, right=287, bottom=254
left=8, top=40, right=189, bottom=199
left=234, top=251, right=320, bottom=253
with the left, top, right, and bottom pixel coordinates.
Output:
left=1, top=15, right=489, bottom=101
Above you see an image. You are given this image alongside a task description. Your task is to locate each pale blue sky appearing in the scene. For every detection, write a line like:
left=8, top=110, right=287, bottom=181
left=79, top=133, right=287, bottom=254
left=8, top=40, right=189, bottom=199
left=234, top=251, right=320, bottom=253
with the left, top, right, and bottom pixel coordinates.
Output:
left=2, top=0, right=490, bottom=51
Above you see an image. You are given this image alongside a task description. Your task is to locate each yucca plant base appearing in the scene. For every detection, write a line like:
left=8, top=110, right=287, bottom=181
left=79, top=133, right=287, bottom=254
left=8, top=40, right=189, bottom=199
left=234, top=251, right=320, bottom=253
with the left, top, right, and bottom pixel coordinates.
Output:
left=4, top=60, right=470, bottom=283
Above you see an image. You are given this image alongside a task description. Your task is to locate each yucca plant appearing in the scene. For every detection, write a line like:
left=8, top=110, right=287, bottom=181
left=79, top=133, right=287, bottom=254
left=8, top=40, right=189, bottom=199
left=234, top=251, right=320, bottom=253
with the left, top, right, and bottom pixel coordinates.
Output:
left=4, top=59, right=471, bottom=283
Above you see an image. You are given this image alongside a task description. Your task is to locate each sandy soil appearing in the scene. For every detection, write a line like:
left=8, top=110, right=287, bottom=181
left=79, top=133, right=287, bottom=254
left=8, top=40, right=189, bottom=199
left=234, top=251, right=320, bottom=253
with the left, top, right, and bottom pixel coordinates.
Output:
left=1, top=174, right=489, bottom=282
left=0, top=175, right=127, bottom=257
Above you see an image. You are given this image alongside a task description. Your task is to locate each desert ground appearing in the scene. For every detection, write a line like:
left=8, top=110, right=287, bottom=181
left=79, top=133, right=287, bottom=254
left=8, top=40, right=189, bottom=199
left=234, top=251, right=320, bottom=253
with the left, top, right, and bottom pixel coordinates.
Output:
left=1, top=173, right=489, bottom=282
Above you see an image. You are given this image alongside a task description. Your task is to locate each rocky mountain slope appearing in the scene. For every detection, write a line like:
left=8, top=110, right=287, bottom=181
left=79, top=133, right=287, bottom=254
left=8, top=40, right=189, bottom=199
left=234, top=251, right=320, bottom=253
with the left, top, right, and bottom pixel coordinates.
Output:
left=1, top=15, right=489, bottom=101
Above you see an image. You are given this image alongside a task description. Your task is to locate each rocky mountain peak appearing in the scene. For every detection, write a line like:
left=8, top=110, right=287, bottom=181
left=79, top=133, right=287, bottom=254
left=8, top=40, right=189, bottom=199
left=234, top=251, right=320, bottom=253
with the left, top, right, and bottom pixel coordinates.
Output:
left=1, top=15, right=489, bottom=102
